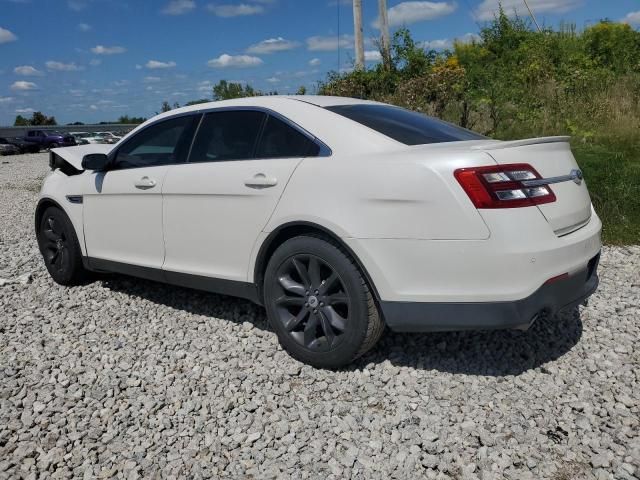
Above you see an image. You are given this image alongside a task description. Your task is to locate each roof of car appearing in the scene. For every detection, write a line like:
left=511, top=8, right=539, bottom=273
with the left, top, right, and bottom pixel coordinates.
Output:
left=162, top=95, right=382, bottom=118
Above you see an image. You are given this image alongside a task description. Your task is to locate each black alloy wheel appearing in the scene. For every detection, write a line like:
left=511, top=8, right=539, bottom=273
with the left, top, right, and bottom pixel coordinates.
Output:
left=41, top=215, right=70, bottom=275
left=264, top=235, right=384, bottom=368
left=37, top=207, right=86, bottom=285
left=273, top=254, right=350, bottom=351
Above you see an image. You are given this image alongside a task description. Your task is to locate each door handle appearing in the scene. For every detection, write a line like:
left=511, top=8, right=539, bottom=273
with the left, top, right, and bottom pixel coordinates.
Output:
left=134, top=176, right=157, bottom=189
left=244, top=173, right=278, bottom=189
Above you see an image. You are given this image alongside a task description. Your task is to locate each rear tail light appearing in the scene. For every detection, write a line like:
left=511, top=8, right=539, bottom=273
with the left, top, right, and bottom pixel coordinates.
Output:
left=454, top=163, right=556, bottom=209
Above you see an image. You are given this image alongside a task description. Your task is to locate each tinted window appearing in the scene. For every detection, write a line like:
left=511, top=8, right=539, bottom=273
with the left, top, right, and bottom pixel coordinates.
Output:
left=113, top=115, right=199, bottom=169
left=189, top=110, right=265, bottom=162
left=256, top=116, right=320, bottom=158
left=326, top=104, right=486, bottom=145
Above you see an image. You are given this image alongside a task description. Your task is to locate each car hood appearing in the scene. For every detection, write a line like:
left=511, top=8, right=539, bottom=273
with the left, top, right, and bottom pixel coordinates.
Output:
left=51, top=144, right=113, bottom=170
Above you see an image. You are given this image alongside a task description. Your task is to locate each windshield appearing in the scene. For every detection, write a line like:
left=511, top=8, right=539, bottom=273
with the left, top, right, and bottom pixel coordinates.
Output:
left=326, top=104, right=486, bottom=145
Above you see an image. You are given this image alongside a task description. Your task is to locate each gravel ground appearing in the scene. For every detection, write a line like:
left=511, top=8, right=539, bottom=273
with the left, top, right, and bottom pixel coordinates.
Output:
left=0, top=153, right=638, bottom=480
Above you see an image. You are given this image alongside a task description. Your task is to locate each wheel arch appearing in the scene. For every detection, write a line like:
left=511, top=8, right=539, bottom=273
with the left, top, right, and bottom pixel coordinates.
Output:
left=253, top=221, right=382, bottom=309
left=35, top=197, right=65, bottom=232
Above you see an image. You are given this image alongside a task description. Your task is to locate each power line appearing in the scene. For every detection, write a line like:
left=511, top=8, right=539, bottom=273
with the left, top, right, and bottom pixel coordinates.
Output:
left=522, top=0, right=542, bottom=32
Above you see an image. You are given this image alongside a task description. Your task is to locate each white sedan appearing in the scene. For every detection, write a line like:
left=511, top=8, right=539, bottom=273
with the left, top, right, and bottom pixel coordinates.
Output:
left=36, top=96, right=601, bottom=368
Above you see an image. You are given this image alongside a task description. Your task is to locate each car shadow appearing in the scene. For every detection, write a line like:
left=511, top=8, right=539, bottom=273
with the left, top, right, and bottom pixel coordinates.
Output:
left=100, top=275, right=582, bottom=377
left=356, top=307, right=583, bottom=376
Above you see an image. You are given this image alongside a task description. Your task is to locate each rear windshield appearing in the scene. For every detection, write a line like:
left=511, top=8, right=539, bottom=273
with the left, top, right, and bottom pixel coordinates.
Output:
left=326, top=104, right=485, bottom=145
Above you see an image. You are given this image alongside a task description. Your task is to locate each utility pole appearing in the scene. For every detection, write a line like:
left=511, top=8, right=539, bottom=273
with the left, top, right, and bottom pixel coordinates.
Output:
left=378, top=0, right=391, bottom=69
left=522, top=0, right=542, bottom=32
left=353, top=0, right=365, bottom=70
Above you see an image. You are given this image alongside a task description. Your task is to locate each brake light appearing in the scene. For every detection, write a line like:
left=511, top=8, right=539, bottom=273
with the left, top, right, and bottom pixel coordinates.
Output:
left=454, top=163, right=556, bottom=209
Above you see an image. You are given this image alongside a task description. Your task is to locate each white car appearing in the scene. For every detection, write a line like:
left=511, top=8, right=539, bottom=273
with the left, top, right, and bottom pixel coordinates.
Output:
left=69, top=132, right=91, bottom=145
left=96, top=131, right=123, bottom=144
left=36, top=96, right=601, bottom=368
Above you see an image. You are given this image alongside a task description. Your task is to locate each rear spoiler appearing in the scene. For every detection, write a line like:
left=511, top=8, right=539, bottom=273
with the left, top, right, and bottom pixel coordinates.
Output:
left=471, top=136, right=571, bottom=151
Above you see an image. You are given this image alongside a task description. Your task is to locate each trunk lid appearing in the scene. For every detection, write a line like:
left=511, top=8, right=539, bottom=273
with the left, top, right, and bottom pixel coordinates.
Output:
left=474, top=137, right=592, bottom=235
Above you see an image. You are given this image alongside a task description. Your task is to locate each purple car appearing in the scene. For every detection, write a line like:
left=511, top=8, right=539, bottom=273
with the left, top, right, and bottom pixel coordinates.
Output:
left=23, top=130, right=77, bottom=149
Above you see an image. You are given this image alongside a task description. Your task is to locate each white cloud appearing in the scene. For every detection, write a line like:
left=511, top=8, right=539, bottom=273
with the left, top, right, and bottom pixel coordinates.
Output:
left=67, top=0, right=87, bottom=11
left=374, top=1, right=456, bottom=28
left=266, top=76, right=280, bottom=83
left=135, top=64, right=143, bottom=70
left=207, top=54, right=263, bottom=68
left=207, top=3, right=265, bottom=17
left=90, top=104, right=98, bottom=110
left=13, top=65, right=43, bottom=76
left=0, top=27, right=18, bottom=44
left=146, top=60, right=177, bottom=69
left=11, top=81, right=37, bottom=91
left=247, top=37, right=300, bottom=54
left=91, top=45, right=126, bottom=55
left=0, top=97, right=14, bottom=103
left=197, top=80, right=213, bottom=92
left=364, top=50, right=382, bottom=62
left=419, top=38, right=452, bottom=50
left=309, top=58, right=321, bottom=66
left=15, top=107, right=35, bottom=113
left=46, top=61, right=84, bottom=71
left=77, top=23, right=92, bottom=32
left=144, top=76, right=162, bottom=82
left=458, top=32, right=481, bottom=43
left=622, top=11, right=640, bottom=25
left=474, top=0, right=582, bottom=21
left=306, top=34, right=353, bottom=51
left=161, top=0, right=196, bottom=15
left=89, top=59, right=102, bottom=66
left=418, top=32, right=479, bottom=50
left=114, top=80, right=129, bottom=86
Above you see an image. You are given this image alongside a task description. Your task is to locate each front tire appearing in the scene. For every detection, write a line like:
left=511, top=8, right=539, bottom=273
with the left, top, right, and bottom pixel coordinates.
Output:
left=264, top=235, right=384, bottom=369
left=36, top=207, right=86, bottom=285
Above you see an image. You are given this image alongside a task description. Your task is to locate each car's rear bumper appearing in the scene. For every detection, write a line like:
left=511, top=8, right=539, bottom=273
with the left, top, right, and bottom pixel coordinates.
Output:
left=381, top=252, right=599, bottom=332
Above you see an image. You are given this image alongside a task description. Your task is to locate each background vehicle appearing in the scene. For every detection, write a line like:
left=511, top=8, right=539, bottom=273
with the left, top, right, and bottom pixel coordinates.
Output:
left=35, top=96, right=601, bottom=368
left=0, top=143, right=20, bottom=155
left=69, top=132, right=91, bottom=145
left=94, top=132, right=122, bottom=144
left=0, top=137, right=37, bottom=153
left=23, top=130, right=76, bottom=149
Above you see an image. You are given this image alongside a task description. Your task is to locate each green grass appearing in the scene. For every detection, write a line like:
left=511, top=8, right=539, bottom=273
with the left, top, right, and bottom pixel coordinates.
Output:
left=572, top=140, right=640, bottom=244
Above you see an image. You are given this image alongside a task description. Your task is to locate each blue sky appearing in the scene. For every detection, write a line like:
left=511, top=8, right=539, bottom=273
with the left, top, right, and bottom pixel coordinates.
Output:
left=1, top=0, right=639, bottom=124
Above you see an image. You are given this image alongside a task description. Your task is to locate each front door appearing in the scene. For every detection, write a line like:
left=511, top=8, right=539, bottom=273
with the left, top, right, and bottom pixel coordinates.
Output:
left=83, top=114, right=200, bottom=273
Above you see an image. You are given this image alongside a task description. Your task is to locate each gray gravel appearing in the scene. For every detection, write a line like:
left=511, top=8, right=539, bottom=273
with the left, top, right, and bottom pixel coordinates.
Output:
left=1, top=153, right=639, bottom=479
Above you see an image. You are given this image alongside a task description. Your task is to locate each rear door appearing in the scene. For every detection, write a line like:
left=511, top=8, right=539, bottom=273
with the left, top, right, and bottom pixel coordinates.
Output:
left=83, top=114, right=199, bottom=272
left=162, top=110, right=320, bottom=282
left=484, top=138, right=592, bottom=235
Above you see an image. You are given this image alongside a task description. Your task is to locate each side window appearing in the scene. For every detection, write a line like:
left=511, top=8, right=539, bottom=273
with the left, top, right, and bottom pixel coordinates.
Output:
left=113, top=115, right=199, bottom=170
left=255, top=115, right=320, bottom=159
left=189, top=110, right=265, bottom=163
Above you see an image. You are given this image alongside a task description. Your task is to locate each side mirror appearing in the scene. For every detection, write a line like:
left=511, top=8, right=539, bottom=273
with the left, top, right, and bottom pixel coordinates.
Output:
left=81, top=153, right=110, bottom=171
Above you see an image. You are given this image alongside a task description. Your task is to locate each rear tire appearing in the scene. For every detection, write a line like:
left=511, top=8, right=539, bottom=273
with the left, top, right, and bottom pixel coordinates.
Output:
left=36, top=207, right=86, bottom=285
left=263, top=235, right=384, bottom=369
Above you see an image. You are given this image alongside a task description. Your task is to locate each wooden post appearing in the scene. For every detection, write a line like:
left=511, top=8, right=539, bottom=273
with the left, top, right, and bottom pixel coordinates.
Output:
left=378, top=0, right=391, bottom=69
left=353, top=0, right=365, bottom=70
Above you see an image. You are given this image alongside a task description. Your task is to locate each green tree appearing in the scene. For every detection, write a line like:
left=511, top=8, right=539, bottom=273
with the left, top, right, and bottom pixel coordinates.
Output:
left=185, top=98, right=211, bottom=106
left=212, top=80, right=258, bottom=100
left=30, top=111, right=57, bottom=125
left=14, top=115, right=29, bottom=126
left=296, top=85, right=307, bottom=95
left=118, top=115, right=146, bottom=124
